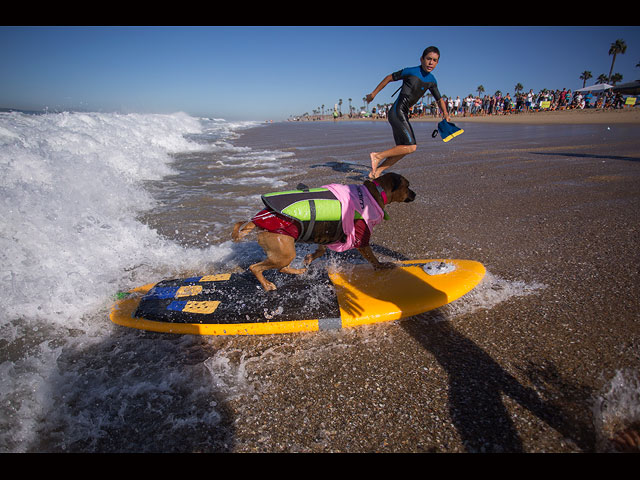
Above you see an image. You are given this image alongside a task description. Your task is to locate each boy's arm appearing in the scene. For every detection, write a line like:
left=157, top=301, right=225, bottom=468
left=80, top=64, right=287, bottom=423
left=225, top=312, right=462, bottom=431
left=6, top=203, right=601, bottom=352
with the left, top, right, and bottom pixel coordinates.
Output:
left=366, top=74, right=394, bottom=103
left=437, top=97, right=451, bottom=122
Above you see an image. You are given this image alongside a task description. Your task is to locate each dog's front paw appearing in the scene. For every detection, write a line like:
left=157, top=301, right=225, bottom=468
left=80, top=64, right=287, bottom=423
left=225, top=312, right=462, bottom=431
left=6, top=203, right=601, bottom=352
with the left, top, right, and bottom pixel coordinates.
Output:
left=262, top=281, right=277, bottom=291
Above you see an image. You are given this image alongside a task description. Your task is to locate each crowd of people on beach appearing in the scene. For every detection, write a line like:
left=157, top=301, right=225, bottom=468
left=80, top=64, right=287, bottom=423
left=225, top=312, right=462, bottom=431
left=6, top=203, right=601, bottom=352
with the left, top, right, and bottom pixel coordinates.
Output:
left=367, top=87, right=631, bottom=120
left=296, top=88, right=635, bottom=120
left=295, top=87, right=634, bottom=122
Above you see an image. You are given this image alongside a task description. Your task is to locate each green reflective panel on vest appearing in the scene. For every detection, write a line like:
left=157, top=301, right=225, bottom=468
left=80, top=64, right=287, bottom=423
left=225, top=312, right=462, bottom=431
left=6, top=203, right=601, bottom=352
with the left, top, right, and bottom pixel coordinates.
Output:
left=282, top=199, right=343, bottom=222
left=263, top=187, right=368, bottom=223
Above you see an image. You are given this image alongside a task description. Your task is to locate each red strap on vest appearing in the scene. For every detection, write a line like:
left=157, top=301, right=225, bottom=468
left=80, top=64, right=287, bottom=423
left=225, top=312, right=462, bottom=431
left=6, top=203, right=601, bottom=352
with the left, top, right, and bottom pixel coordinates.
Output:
left=371, top=180, right=387, bottom=205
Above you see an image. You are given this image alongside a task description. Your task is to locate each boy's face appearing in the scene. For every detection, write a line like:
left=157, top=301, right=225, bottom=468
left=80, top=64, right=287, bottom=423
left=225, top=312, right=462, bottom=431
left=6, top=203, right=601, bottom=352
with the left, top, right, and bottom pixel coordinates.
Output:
left=421, top=52, right=440, bottom=72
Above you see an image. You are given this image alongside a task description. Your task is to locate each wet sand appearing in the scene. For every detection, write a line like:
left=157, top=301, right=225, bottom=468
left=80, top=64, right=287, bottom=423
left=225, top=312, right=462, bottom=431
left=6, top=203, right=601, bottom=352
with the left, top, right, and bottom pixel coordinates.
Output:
left=206, top=114, right=640, bottom=452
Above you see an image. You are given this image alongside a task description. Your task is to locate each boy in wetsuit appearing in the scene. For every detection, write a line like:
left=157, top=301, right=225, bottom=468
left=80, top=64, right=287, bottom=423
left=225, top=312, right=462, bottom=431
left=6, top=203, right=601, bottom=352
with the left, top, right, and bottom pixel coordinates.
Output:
left=366, top=46, right=450, bottom=178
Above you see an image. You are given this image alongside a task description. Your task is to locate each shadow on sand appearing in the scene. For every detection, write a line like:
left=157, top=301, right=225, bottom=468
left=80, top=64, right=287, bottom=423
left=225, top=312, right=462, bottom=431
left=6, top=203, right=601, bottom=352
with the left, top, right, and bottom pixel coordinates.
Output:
left=401, top=307, right=596, bottom=452
left=331, top=244, right=596, bottom=451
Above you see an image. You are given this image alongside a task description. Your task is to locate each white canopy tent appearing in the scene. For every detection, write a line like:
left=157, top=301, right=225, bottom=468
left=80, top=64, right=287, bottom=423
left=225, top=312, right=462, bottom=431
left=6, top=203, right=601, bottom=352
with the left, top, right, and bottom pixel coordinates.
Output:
left=576, top=83, right=613, bottom=93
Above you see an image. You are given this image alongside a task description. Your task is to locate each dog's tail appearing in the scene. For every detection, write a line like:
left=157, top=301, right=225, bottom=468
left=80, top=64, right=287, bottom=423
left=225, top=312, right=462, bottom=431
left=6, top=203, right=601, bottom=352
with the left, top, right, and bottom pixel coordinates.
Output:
left=232, top=221, right=256, bottom=242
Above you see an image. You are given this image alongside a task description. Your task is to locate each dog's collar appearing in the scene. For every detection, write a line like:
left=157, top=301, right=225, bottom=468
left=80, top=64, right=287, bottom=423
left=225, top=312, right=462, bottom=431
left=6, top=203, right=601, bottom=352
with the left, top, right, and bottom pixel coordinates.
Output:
left=371, top=180, right=387, bottom=205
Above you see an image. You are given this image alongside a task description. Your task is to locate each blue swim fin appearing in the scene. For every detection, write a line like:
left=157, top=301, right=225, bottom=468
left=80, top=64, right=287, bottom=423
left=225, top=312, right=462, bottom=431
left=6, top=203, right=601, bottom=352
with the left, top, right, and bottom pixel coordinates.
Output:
left=436, top=120, right=464, bottom=143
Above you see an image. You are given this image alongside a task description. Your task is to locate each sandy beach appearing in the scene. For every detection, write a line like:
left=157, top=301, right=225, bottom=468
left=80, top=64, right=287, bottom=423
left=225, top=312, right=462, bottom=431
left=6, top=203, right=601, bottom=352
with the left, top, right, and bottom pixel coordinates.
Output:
left=313, top=106, right=640, bottom=125
left=200, top=109, right=640, bottom=453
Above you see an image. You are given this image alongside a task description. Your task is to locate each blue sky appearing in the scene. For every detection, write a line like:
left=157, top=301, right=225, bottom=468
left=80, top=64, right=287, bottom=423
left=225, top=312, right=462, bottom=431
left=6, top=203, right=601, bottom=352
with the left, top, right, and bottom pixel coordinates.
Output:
left=1, top=26, right=639, bottom=121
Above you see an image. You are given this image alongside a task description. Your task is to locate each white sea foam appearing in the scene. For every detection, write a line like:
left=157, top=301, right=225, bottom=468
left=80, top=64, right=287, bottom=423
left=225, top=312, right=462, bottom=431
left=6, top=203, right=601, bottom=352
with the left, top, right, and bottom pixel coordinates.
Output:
left=593, top=368, right=640, bottom=451
left=0, top=111, right=244, bottom=334
left=443, top=271, right=546, bottom=319
left=0, top=111, right=267, bottom=452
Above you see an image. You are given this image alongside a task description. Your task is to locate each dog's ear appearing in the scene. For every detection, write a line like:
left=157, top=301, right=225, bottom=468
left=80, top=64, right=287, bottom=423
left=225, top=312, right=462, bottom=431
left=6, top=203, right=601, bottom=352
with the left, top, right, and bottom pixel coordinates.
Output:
left=390, top=173, right=401, bottom=192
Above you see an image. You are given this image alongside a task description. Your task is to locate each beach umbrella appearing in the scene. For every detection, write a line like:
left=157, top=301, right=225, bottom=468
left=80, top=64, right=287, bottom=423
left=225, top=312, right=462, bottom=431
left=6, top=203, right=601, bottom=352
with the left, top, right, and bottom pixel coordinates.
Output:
left=612, top=80, right=640, bottom=95
left=576, top=83, right=614, bottom=92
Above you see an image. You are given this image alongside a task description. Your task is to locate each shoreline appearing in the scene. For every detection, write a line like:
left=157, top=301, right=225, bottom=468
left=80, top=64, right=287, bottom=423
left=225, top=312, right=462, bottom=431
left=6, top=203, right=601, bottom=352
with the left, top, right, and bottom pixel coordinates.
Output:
left=295, top=107, right=640, bottom=125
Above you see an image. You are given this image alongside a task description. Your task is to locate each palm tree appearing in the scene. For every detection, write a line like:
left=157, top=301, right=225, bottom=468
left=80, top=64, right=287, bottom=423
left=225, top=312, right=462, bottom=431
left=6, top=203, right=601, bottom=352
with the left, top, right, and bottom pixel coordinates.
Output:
left=476, top=85, right=485, bottom=96
left=515, top=83, right=524, bottom=94
left=597, top=73, right=609, bottom=84
left=580, top=71, right=592, bottom=88
left=608, top=39, right=627, bottom=84
left=610, top=73, right=623, bottom=85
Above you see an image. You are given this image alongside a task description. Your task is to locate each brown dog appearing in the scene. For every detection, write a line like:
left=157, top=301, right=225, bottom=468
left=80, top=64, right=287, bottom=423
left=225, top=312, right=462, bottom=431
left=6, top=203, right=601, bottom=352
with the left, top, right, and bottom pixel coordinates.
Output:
left=232, top=172, right=416, bottom=291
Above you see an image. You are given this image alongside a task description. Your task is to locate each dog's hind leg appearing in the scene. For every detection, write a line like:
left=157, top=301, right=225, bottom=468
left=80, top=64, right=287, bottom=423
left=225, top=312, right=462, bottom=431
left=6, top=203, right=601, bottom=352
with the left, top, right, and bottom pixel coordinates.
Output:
left=249, top=258, right=280, bottom=291
left=250, top=232, right=306, bottom=291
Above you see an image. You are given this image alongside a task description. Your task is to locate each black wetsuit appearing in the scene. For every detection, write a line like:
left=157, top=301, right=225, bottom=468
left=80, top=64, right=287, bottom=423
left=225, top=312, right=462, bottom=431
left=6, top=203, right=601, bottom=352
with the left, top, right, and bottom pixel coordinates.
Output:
left=389, top=66, right=442, bottom=145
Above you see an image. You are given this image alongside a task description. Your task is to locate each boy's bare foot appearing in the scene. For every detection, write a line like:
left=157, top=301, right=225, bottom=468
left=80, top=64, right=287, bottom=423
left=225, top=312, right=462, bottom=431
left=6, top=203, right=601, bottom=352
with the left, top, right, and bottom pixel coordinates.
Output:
left=369, top=152, right=382, bottom=179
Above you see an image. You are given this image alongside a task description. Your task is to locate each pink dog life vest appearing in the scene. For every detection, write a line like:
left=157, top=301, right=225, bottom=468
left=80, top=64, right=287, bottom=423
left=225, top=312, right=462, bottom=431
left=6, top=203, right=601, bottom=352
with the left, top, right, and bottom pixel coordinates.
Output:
left=322, top=183, right=385, bottom=252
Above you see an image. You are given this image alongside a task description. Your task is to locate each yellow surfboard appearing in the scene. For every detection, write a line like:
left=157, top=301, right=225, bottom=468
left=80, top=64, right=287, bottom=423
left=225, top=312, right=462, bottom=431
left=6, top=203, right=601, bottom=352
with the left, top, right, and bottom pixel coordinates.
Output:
left=110, top=259, right=485, bottom=336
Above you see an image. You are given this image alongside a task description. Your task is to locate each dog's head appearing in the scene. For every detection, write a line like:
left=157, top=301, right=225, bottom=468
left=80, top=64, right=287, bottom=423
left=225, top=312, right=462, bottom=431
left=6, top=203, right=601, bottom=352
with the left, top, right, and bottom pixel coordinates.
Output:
left=371, top=172, right=416, bottom=204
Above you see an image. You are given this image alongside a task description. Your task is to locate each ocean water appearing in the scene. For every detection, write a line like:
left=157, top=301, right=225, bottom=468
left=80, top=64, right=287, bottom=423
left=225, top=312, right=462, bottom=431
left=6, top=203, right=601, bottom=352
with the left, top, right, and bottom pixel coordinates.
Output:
left=1, top=111, right=636, bottom=452
left=0, top=111, right=292, bottom=451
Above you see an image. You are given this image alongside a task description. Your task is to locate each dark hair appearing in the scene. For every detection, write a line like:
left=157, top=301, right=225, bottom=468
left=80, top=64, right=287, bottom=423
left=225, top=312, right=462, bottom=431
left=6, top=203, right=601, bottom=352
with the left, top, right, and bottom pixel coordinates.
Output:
left=422, top=46, right=440, bottom=58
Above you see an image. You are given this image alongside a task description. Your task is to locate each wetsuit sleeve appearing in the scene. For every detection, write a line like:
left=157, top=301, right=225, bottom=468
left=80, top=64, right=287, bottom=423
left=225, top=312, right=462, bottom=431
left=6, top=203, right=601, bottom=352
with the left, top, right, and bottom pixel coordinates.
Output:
left=430, top=83, right=442, bottom=102
left=391, top=69, right=405, bottom=82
